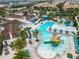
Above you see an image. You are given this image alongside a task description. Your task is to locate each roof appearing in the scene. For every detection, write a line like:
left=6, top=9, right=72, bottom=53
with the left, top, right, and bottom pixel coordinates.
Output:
left=52, top=24, right=77, bottom=33
left=9, top=15, right=25, bottom=19
left=1, top=20, right=20, bottom=40
left=64, top=2, right=79, bottom=8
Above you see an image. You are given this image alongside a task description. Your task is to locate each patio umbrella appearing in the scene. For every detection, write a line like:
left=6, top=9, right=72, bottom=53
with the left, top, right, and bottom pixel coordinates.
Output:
left=54, top=29, right=57, bottom=33
left=60, top=29, right=63, bottom=34
left=72, top=32, right=75, bottom=35
left=65, top=31, right=69, bottom=35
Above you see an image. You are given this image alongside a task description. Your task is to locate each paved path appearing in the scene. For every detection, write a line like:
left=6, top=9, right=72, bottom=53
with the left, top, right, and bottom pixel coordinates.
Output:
left=68, top=36, right=76, bottom=58
left=0, top=46, right=14, bottom=59
left=28, top=45, right=42, bottom=59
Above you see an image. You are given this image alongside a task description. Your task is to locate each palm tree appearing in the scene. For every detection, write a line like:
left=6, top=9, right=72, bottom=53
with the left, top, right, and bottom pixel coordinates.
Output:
left=33, top=29, right=39, bottom=42
left=77, top=31, right=79, bottom=40
left=49, top=27, right=52, bottom=31
left=73, top=20, right=78, bottom=30
left=9, top=20, right=13, bottom=40
left=20, top=30, right=28, bottom=40
left=13, top=50, right=27, bottom=59
left=0, top=33, right=3, bottom=44
left=67, top=53, right=73, bottom=58
left=23, top=11, right=27, bottom=16
left=24, top=27, right=31, bottom=31
left=13, top=37, right=27, bottom=51
left=0, top=33, right=3, bottom=55
left=0, top=7, right=6, bottom=17
left=20, top=27, right=31, bottom=40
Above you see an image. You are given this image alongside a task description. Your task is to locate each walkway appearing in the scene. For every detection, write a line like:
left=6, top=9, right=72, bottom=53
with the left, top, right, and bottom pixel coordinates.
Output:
left=28, top=45, right=42, bottom=59
left=68, top=36, right=76, bottom=58
left=0, top=45, right=14, bottom=59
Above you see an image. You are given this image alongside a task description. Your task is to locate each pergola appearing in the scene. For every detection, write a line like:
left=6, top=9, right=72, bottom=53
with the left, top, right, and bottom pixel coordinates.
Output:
left=51, top=24, right=77, bottom=35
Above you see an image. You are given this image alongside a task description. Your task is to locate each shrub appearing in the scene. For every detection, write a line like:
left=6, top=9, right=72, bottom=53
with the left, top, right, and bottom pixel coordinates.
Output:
left=67, top=53, right=73, bottom=58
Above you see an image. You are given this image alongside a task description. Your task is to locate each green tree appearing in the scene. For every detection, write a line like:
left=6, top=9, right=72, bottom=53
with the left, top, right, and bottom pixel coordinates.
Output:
left=20, top=30, right=28, bottom=40
left=0, top=33, right=3, bottom=44
left=20, top=27, right=31, bottom=40
left=33, top=29, right=39, bottom=42
left=73, top=21, right=78, bottom=30
left=67, top=53, right=73, bottom=58
left=34, top=6, right=39, bottom=10
left=13, top=27, right=31, bottom=59
left=13, top=50, right=27, bottom=59
left=77, top=16, right=79, bottom=21
left=13, top=37, right=27, bottom=51
left=0, top=7, right=6, bottom=17
left=67, top=16, right=73, bottom=20
left=23, top=11, right=27, bottom=16
left=0, top=33, right=3, bottom=55
left=77, top=31, right=79, bottom=39
left=56, top=2, right=65, bottom=12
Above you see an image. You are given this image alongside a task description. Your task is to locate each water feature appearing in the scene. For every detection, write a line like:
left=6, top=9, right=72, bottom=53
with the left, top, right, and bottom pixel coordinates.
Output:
left=37, top=21, right=70, bottom=58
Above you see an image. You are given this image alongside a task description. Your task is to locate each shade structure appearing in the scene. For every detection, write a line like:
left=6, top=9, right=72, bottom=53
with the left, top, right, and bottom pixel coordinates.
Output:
left=60, top=29, right=63, bottom=33
left=72, top=32, right=76, bottom=35
left=65, top=30, right=69, bottom=35
left=54, top=29, right=57, bottom=33
left=42, top=15, right=49, bottom=19
left=51, top=24, right=77, bottom=35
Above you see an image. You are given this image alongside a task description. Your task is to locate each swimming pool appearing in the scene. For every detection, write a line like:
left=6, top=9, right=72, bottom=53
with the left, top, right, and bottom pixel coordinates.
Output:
left=38, top=21, right=53, bottom=31
left=37, top=21, right=70, bottom=58
left=38, top=21, right=53, bottom=42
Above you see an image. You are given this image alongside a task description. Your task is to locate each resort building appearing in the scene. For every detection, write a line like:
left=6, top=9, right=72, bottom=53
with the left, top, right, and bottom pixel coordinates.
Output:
left=64, top=2, right=79, bottom=8
left=0, top=20, right=20, bottom=40
left=0, top=0, right=79, bottom=59
left=33, top=0, right=79, bottom=8
left=33, top=2, right=56, bottom=8
left=6, top=15, right=26, bottom=21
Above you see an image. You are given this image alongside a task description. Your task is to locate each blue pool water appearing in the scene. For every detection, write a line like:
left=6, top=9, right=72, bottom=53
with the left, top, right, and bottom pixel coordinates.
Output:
left=38, top=21, right=53, bottom=31
left=73, top=36, right=79, bottom=51
left=38, top=21, right=53, bottom=42
left=38, top=21, right=70, bottom=55
left=30, top=17, right=37, bottom=23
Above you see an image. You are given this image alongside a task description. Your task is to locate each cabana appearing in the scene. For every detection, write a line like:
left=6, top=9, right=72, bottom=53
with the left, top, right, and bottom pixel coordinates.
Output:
left=42, top=15, right=49, bottom=19
left=51, top=24, right=77, bottom=36
left=60, top=29, right=63, bottom=33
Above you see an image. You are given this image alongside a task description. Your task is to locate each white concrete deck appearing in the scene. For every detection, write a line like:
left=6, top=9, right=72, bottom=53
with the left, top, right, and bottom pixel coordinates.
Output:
left=0, top=45, right=14, bottom=59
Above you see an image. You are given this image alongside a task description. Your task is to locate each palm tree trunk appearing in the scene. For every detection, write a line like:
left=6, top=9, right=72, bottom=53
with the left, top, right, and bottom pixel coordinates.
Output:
left=9, top=21, right=13, bottom=40
left=76, top=26, right=78, bottom=30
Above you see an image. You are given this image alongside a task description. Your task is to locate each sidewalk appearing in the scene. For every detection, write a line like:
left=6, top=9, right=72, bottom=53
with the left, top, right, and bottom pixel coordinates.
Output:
left=28, top=45, right=42, bottom=59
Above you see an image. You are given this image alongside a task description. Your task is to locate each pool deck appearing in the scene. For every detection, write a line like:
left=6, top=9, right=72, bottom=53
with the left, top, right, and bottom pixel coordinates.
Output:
left=28, top=45, right=41, bottom=59
left=27, top=38, right=69, bottom=59
left=36, top=21, right=77, bottom=59
left=68, top=36, right=77, bottom=58
left=0, top=20, right=77, bottom=59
